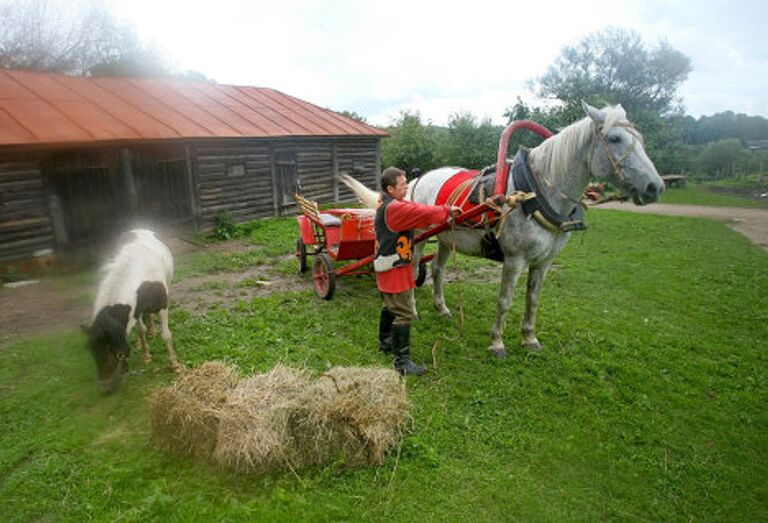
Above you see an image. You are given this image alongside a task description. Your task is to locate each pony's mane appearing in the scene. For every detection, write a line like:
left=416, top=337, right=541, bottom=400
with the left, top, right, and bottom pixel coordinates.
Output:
left=532, top=105, right=628, bottom=179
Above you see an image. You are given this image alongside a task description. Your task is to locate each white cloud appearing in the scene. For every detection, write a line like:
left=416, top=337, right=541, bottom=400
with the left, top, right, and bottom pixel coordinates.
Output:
left=107, top=0, right=768, bottom=123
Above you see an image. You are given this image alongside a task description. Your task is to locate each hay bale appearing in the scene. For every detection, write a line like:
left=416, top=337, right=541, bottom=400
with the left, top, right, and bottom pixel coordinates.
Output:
left=290, top=367, right=409, bottom=467
left=149, top=361, right=240, bottom=460
left=213, top=365, right=310, bottom=473
left=151, top=362, right=409, bottom=474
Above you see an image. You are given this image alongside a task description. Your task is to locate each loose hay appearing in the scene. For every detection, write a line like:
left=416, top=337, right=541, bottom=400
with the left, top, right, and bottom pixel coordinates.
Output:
left=149, top=363, right=409, bottom=474
left=149, top=361, right=240, bottom=460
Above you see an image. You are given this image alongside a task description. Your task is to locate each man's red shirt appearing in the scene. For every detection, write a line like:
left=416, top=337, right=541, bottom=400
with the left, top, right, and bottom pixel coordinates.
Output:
left=376, top=199, right=450, bottom=294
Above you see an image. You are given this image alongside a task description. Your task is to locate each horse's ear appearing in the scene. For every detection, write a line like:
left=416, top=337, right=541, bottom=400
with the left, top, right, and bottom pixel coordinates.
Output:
left=581, top=100, right=604, bottom=124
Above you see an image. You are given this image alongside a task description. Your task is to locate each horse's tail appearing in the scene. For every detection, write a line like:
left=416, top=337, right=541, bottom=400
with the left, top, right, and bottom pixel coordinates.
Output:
left=336, top=173, right=379, bottom=209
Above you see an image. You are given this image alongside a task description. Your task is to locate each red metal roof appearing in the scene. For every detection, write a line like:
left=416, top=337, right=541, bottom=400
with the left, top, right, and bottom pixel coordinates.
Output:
left=0, top=69, right=387, bottom=147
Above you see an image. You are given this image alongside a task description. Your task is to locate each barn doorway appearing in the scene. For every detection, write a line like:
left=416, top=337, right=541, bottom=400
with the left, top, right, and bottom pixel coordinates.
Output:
left=275, top=151, right=299, bottom=210
left=132, top=145, right=195, bottom=231
left=46, top=151, right=126, bottom=248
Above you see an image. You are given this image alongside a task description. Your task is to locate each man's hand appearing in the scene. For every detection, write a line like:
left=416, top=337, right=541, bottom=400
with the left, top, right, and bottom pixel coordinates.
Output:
left=446, top=205, right=462, bottom=226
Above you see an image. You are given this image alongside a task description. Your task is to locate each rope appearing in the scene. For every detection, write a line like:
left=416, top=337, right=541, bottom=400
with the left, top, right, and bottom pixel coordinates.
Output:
left=479, top=192, right=535, bottom=240
left=448, top=220, right=465, bottom=337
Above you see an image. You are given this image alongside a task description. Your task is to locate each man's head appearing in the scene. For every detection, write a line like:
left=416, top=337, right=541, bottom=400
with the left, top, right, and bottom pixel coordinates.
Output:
left=381, top=167, right=408, bottom=201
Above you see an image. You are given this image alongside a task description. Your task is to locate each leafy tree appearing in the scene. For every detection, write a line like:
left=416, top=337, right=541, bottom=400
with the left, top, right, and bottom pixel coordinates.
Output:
left=381, top=111, right=439, bottom=176
left=509, top=28, right=693, bottom=175
left=532, top=27, right=691, bottom=117
left=336, top=110, right=367, bottom=123
left=442, top=112, right=501, bottom=169
left=0, top=0, right=171, bottom=76
left=697, top=139, right=750, bottom=179
left=503, top=97, right=562, bottom=152
left=692, top=111, right=768, bottom=145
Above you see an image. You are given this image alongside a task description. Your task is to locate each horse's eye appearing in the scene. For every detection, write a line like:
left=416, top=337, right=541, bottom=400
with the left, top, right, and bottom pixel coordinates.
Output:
left=608, top=135, right=622, bottom=144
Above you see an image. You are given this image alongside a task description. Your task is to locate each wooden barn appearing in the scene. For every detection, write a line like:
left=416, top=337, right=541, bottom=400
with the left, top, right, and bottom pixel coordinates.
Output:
left=0, top=69, right=387, bottom=263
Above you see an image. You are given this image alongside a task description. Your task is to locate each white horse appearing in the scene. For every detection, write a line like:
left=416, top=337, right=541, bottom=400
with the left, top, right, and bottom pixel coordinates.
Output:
left=84, top=229, right=180, bottom=393
left=342, top=102, right=664, bottom=357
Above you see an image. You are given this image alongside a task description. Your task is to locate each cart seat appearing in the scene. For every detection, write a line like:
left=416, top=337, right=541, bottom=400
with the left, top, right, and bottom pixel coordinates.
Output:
left=318, top=213, right=342, bottom=227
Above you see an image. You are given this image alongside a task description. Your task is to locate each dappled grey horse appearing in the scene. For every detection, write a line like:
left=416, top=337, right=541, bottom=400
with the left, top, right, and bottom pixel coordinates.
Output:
left=344, top=102, right=664, bottom=357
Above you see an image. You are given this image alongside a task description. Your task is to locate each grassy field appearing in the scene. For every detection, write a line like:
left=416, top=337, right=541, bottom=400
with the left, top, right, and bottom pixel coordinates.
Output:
left=1, top=211, right=767, bottom=522
left=660, top=179, right=768, bottom=208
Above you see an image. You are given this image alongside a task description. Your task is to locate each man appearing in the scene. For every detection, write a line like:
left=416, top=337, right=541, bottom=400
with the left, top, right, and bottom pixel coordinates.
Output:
left=375, top=167, right=461, bottom=376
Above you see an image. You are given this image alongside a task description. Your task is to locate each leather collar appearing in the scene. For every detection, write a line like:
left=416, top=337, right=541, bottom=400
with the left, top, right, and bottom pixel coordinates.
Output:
left=511, top=149, right=587, bottom=233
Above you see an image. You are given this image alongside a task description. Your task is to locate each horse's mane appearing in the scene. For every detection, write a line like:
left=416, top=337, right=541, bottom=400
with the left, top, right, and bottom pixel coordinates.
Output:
left=532, top=105, right=628, bottom=179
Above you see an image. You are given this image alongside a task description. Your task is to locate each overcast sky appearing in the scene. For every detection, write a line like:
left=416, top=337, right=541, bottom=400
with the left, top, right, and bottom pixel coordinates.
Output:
left=109, top=0, right=767, bottom=126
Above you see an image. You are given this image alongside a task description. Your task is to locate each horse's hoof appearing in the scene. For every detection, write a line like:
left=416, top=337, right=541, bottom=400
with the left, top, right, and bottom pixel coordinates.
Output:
left=143, top=356, right=153, bottom=365
left=523, top=341, right=542, bottom=352
left=488, top=348, right=508, bottom=359
left=170, top=363, right=182, bottom=373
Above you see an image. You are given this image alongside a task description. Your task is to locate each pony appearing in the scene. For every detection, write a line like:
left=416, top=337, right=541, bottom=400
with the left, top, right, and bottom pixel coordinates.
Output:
left=341, top=102, right=664, bottom=357
left=83, top=229, right=180, bottom=393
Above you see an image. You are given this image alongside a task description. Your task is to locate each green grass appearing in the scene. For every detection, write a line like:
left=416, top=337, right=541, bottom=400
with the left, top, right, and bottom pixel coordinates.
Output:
left=2, top=212, right=767, bottom=522
left=175, top=218, right=298, bottom=280
left=660, top=180, right=768, bottom=208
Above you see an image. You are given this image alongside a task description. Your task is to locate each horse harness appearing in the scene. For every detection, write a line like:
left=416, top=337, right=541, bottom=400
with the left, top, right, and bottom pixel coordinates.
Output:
left=511, top=149, right=587, bottom=233
left=432, top=119, right=643, bottom=238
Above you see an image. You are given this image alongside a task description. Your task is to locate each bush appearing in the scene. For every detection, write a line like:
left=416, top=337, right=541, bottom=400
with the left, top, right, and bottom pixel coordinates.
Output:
left=211, top=212, right=238, bottom=241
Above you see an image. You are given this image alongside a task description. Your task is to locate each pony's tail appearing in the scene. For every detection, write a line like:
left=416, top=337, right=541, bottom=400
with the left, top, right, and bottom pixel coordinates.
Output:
left=336, top=173, right=379, bottom=209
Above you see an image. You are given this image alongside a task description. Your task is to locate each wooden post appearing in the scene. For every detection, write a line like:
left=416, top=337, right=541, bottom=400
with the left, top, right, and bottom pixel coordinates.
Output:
left=184, top=144, right=200, bottom=230
left=270, top=144, right=280, bottom=217
left=121, top=148, right=138, bottom=212
left=332, top=142, right=339, bottom=201
left=374, top=139, right=382, bottom=188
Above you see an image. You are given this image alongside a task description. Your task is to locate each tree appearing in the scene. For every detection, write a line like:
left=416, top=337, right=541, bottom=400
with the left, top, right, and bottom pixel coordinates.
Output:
left=697, top=139, right=750, bottom=179
left=503, top=97, right=563, bottom=151
left=381, top=111, right=439, bottom=176
left=336, top=110, right=367, bottom=123
left=442, top=112, right=501, bottom=169
left=532, top=27, right=691, bottom=117
left=0, top=0, right=171, bottom=77
left=692, top=111, right=768, bottom=145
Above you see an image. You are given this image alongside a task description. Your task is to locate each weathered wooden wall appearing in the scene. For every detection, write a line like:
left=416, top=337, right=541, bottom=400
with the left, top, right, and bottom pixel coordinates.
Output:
left=335, top=137, right=379, bottom=201
left=194, top=142, right=274, bottom=226
left=0, top=159, right=54, bottom=262
left=193, top=136, right=380, bottom=227
left=0, top=135, right=382, bottom=261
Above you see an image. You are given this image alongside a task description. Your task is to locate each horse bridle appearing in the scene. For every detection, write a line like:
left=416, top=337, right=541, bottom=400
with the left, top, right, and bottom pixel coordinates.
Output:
left=591, top=121, right=643, bottom=184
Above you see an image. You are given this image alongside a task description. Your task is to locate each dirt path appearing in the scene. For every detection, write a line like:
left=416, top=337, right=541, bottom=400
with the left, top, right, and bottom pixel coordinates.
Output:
left=594, top=202, right=768, bottom=252
left=0, top=239, right=305, bottom=348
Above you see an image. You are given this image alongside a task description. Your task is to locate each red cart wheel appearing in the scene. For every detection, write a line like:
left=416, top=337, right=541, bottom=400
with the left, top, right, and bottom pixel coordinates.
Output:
left=415, top=260, right=428, bottom=287
left=296, top=237, right=308, bottom=273
left=313, top=253, right=336, bottom=300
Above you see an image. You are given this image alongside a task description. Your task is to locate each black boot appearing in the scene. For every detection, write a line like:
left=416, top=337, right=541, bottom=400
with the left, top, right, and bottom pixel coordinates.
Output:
left=379, top=308, right=395, bottom=353
left=392, top=323, right=426, bottom=376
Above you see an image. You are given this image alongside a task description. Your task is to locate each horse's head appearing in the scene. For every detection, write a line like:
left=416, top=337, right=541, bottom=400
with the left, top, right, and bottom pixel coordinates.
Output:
left=582, top=101, right=664, bottom=205
left=83, top=304, right=132, bottom=394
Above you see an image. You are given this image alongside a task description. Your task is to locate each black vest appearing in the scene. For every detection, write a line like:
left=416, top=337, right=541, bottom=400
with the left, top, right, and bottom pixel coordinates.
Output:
left=374, top=194, right=414, bottom=272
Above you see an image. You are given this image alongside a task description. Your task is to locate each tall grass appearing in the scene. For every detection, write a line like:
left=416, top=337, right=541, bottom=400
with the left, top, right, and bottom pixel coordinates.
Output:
left=1, top=211, right=766, bottom=522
